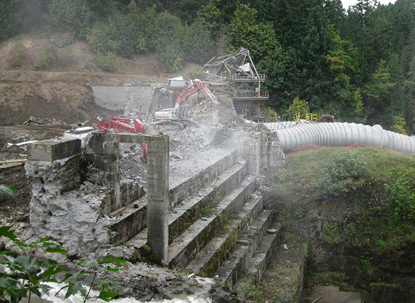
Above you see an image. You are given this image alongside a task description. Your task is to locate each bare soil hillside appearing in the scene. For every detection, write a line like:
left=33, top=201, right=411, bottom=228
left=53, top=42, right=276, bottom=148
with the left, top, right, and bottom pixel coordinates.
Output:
left=0, top=34, right=201, bottom=126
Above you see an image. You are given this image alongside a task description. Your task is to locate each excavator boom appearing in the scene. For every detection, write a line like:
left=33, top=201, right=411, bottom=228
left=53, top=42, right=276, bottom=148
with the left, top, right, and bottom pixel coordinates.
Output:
left=174, top=80, right=218, bottom=123
left=97, top=116, right=147, bottom=163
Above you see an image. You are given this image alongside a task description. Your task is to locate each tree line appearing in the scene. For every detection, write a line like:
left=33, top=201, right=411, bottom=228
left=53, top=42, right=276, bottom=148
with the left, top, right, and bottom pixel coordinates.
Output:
left=1, top=0, right=414, bottom=133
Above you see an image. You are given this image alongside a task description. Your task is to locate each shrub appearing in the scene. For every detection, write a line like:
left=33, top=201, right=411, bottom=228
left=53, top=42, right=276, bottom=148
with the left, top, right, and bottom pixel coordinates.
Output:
left=9, top=43, right=25, bottom=67
left=0, top=227, right=67, bottom=303
left=131, top=8, right=157, bottom=51
left=45, top=0, right=93, bottom=38
left=149, top=12, right=186, bottom=72
left=316, top=150, right=367, bottom=199
left=35, top=56, right=52, bottom=70
left=157, top=41, right=185, bottom=73
left=0, top=185, right=15, bottom=196
left=113, top=13, right=142, bottom=57
left=96, top=51, right=116, bottom=72
left=152, top=13, right=184, bottom=50
left=391, top=114, right=407, bottom=135
left=87, top=20, right=119, bottom=54
left=87, top=13, right=145, bottom=58
left=182, top=20, right=215, bottom=64
left=387, top=169, right=415, bottom=222
left=286, top=96, right=308, bottom=121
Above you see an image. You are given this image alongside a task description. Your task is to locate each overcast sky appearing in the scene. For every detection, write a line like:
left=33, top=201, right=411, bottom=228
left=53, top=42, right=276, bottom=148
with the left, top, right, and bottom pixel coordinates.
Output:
left=341, top=0, right=397, bottom=9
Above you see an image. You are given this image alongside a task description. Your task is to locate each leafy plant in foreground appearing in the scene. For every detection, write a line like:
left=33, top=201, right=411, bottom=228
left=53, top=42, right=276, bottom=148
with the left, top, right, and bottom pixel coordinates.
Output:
left=0, top=226, right=67, bottom=303
left=58, top=257, right=125, bottom=302
left=0, top=226, right=125, bottom=302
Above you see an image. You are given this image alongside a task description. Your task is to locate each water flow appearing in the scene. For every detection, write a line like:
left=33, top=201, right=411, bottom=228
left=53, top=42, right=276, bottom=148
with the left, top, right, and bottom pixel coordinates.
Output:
left=25, top=282, right=212, bottom=303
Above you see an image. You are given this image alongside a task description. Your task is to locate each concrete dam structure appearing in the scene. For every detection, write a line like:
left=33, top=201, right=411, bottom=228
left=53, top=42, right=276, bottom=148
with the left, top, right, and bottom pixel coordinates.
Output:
left=264, top=121, right=415, bottom=154
left=24, top=126, right=304, bottom=299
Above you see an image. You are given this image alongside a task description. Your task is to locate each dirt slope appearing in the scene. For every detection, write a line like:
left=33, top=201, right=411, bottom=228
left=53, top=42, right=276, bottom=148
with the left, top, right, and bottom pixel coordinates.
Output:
left=0, top=34, right=201, bottom=126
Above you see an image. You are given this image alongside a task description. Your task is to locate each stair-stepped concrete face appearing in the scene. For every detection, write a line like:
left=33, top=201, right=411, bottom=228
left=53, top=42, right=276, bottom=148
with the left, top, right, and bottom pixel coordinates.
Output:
left=168, top=161, right=248, bottom=244
left=122, top=160, right=248, bottom=249
left=169, top=150, right=239, bottom=209
left=185, top=193, right=264, bottom=277
left=109, top=154, right=244, bottom=247
left=239, top=223, right=282, bottom=283
left=213, top=212, right=280, bottom=287
left=166, top=176, right=257, bottom=269
left=109, top=197, right=147, bottom=245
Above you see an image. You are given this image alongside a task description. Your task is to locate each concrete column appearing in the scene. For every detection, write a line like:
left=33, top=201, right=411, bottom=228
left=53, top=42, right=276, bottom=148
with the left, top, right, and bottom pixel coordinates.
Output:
left=106, top=132, right=170, bottom=265
left=243, top=134, right=261, bottom=175
left=146, top=135, right=169, bottom=265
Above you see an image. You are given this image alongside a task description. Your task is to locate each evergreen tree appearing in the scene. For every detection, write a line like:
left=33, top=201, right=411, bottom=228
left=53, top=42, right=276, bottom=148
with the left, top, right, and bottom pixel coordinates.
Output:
left=362, top=60, right=397, bottom=126
left=0, top=1, right=16, bottom=42
left=227, top=3, right=291, bottom=109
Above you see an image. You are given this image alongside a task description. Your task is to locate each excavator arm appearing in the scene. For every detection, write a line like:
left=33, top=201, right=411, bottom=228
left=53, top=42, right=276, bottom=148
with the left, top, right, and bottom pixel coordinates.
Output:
left=174, top=80, right=218, bottom=123
left=98, top=116, right=147, bottom=163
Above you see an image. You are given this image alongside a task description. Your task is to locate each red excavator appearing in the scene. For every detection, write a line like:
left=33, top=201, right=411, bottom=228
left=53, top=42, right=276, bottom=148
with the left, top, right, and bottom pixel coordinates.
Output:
left=97, top=116, right=147, bottom=164
left=175, top=80, right=218, bottom=123
left=154, top=80, right=218, bottom=123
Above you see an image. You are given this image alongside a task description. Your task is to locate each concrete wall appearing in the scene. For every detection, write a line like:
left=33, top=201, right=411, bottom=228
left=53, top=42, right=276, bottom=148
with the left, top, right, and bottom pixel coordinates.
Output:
left=91, top=84, right=156, bottom=115
left=243, top=130, right=286, bottom=175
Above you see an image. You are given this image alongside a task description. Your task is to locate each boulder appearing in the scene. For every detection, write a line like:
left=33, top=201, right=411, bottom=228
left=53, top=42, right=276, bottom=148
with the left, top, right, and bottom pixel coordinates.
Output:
left=50, top=31, right=75, bottom=48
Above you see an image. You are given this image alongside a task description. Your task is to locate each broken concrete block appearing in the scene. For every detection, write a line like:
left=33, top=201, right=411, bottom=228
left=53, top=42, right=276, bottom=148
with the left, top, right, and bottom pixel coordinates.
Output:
left=27, top=138, right=81, bottom=162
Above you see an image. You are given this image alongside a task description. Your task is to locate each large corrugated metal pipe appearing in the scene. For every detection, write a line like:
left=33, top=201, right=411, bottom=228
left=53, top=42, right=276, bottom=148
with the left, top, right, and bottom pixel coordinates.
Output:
left=263, top=122, right=415, bottom=154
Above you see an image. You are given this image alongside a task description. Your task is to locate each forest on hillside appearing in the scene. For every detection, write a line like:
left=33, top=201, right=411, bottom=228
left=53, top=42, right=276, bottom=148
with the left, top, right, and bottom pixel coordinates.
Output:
left=1, top=0, right=414, bottom=133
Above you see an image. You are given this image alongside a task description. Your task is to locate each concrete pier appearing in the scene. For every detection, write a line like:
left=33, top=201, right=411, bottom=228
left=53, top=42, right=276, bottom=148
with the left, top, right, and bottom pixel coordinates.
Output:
left=106, top=132, right=170, bottom=265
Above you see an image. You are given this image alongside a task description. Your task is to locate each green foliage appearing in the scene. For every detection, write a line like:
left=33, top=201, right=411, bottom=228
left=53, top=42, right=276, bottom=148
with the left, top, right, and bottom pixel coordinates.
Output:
left=0, top=0, right=413, bottom=127
left=157, top=41, right=184, bottom=73
left=46, top=0, right=93, bottom=38
left=391, top=114, right=407, bottom=135
left=113, top=13, right=144, bottom=57
left=196, top=1, right=224, bottom=40
left=294, top=206, right=307, bottom=220
left=362, top=60, right=397, bottom=126
left=0, top=1, right=16, bottom=41
left=322, top=221, right=345, bottom=245
left=316, top=150, right=367, bottom=199
left=12, top=0, right=49, bottom=33
left=275, top=146, right=415, bottom=297
left=286, top=97, right=308, bottom=121
left=0, top=226, right=67, bottom=303
left=35, top=56, right=52, bottom=70
left=96, top=51, right=116, bottom=72
left=9, top=43, right=25, bottom=67
left=0, top=226, right=125, bottom=303
left=182, top=20, right=215, bottom=64
left=387, top=169, right=415, bottom=222
left=87, top=20, right=119, bottom=54
left=264, top=107, right=278, bottom=122
left=59, top=257, right=125, bottom=302
left=0, top=185, right=16, bottom=196
left=87, top=13, right=145, bottom=58
left=152, top=13, right=185, bottom=72
left=85, top=0, right=117, bottom=20
left=353, top=88, right=364, bottom=115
